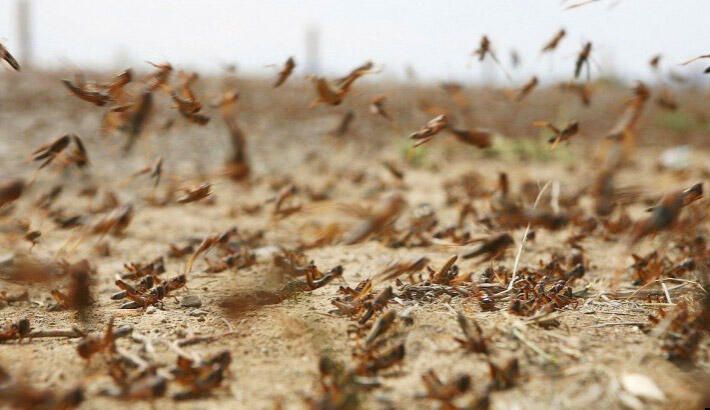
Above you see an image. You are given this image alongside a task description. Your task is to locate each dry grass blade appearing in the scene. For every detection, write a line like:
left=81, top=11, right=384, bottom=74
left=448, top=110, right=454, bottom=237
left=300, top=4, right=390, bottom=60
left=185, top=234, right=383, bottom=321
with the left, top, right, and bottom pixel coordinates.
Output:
left=503, top=181, right=551, bottom=293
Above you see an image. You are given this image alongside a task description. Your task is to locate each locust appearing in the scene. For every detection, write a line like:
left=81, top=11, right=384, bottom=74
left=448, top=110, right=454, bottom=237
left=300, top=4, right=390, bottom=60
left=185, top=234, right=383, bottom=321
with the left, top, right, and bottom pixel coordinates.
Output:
left=31, top=135, right=71, bottom=169
left=0, top=318, right=31, bottom=342
left=0, top=42, right=20, bottom=70
left=273, top=56, right=295, bottom=88
left=61, top=79, right=112, bottom=106
left=533, top=120, right=579, bottom=148
left=574, top=42, right=592, bottom=79
left=630, top=183, right=703, bottom=244
left=409, top=115, right=449, bottom=147
left=342, top=193, right=407, bottom=245
left=541, top=28, right=566, bottom=53
left=369, top=95, right=391, bottom=120
left=311, top=61, right=378, bottom=106
left=0, top=178, right=24, bottom=208
left=177, top=183, right=213, bottom=204
left=462, top=233, right=514, bottom=261
left=515, top=76, right=538, bottom=102
left=454, top=311, right=488, bottom=354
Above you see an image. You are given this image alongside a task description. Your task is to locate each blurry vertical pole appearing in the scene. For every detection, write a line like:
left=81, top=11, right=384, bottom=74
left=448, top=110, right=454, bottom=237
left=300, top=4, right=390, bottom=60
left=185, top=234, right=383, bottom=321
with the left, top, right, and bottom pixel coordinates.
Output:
left=17, top=0, right=33, bottom=70
left=305, top=26, right=320, bottom=75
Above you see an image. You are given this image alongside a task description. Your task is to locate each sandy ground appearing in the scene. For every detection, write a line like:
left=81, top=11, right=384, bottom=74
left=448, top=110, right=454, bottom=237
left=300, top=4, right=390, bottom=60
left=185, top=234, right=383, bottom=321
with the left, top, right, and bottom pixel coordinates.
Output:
left=0, top=72, right=708, bottom=409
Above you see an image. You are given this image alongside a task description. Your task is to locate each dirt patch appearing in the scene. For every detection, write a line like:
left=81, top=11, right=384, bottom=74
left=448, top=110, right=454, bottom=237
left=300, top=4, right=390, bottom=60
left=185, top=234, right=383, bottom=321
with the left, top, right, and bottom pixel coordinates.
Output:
left=0, top=71, right=708, bottom=409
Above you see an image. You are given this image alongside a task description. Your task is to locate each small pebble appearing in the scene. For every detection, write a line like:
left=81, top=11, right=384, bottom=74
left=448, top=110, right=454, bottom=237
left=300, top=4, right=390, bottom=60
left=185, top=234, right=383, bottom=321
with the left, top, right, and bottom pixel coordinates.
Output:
left=146, top=306, right=157, bottom=314
left=181, top=295, right=202, bottom=308
left=189, top=309, right=207, bottom=317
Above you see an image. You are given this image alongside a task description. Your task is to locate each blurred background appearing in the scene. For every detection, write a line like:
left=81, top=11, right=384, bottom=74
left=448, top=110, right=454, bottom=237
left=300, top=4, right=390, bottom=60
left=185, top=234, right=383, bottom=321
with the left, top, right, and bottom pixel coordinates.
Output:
left=1, top=0, right=709, bottom=181
left=1, top=0, right=709, bottom=83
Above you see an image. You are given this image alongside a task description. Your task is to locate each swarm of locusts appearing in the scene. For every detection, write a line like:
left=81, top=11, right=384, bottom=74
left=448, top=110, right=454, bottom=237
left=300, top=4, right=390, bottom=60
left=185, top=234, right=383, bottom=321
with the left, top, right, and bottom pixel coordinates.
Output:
left=0, top=3, right=709, bottom=409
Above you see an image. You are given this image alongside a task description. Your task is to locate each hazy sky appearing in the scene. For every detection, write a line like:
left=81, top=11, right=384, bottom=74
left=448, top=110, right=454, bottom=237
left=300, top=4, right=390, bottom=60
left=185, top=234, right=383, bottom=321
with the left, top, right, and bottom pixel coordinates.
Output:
left=1, top=0, right=708, bottom=82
